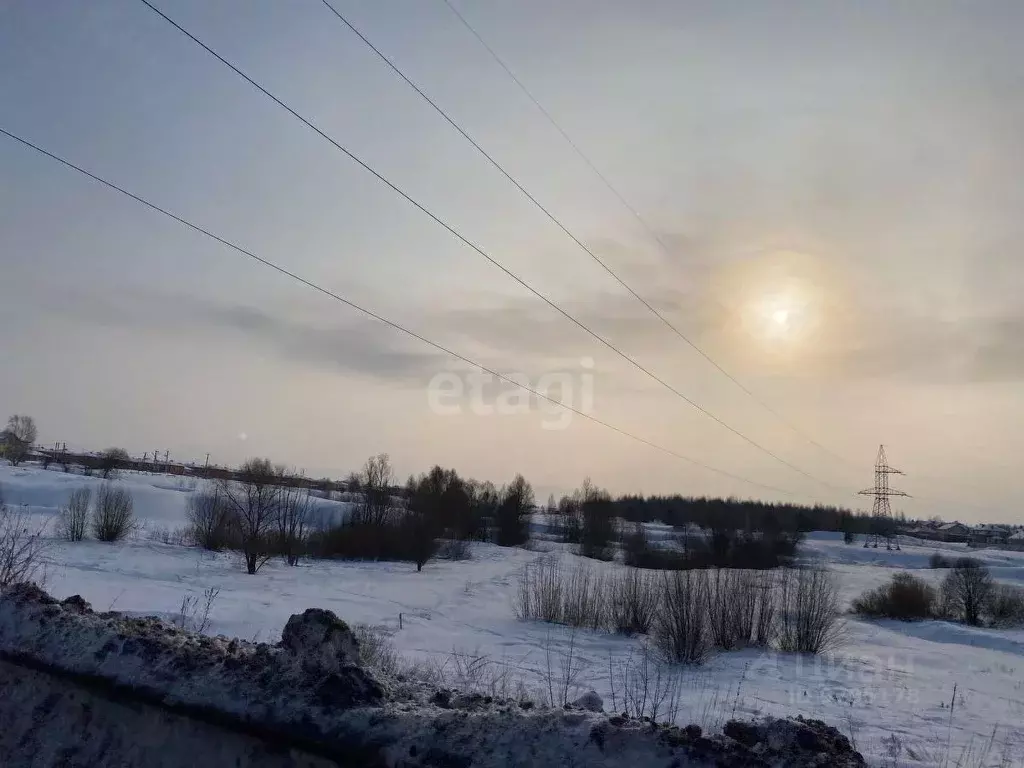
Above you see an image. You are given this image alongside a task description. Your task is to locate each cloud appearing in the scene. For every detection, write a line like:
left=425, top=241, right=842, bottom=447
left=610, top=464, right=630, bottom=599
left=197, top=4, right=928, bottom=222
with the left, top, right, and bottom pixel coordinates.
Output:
left=818, top=310, right=1024, bottom=384
left=55, top=288, right=449, bottom=385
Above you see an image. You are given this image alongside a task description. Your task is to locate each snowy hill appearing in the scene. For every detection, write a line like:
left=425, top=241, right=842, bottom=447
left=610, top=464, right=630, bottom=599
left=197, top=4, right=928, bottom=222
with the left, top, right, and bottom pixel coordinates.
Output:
left=3, top=464, right=1023, bottom=766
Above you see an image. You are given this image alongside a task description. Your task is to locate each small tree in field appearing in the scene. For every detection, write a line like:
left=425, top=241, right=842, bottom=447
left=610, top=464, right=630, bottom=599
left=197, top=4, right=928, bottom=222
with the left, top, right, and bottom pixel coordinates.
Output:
left=1, top=414, right=37, bottom=466
left=402, top=507, right=438, bottom=572
left=99, top=447, right=131, bottom=479
left=942, top=558, right=993, bottom=626
left=219, top=458, right=283, bottom=574
left=495, top=474, right=534, bottom=547
left=91, top=483, right=136, bottom=542
left=57, top=487, right=91, bottom=542
left=276, top=485, right=312, bottom=566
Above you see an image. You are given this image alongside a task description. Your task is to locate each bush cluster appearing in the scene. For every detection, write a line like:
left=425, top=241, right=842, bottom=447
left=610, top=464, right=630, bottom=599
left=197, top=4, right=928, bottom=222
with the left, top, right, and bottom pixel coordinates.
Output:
left=853, top=559, right=1024, bottom=628
left=622, top=526, right=802, bottom=571
left=515, top=556, right=842, bottom=663
left=55, top=483, right=137, bottom=544
left=852, top=572, right=936, bottom=620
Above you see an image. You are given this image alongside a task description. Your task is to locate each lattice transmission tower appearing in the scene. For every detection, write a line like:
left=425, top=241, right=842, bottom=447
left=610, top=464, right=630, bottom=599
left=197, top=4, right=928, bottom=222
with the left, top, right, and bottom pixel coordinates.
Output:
left=859, top=445, right=910, bottom=550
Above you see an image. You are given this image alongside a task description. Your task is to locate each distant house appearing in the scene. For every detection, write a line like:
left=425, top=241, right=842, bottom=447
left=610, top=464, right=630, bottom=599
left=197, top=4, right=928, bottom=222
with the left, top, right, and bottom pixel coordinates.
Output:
left=935, top=522, right=972, bottom=543
left=971, top=524, right=1011, bottom=546
left=1008, top=530, right=1024, bottom=551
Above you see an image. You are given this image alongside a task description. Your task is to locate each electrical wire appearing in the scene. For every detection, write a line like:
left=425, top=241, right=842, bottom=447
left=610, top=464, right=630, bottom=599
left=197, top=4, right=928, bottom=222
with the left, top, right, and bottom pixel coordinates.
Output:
left=137, top=0, right=843, bottom=493
left=0, top=125, right=799, bottom=498
left=439, top=0, right=859, bottom=473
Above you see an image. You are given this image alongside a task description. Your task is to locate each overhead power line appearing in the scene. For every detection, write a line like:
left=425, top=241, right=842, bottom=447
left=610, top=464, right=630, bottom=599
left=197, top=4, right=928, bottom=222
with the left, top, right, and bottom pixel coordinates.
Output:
left=137, top=0, right=841, bottom=493
left=0, top=125, right=796, bottom=498
left=440, top=0, right=857, bottom=472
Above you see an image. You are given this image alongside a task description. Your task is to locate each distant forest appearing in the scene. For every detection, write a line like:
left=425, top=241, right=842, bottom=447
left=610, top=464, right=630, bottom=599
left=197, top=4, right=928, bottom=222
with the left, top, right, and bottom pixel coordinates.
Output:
left=608, top=494, right=880, bottom=534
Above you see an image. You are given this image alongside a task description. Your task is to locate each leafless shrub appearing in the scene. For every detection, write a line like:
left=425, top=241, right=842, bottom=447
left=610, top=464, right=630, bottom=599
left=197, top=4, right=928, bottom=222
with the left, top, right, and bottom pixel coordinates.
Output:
left=608, top=642, right=685, bottom=725
left=91, top=483, right=136, bottom=542
left=514, top=556, right=607, bottom=630
left=776, top=567, right=844, bottom=653
left=186, top=487, right=233, bottom=551
left=0, top=488, right=48, bottom=588
left=514, top=555, right=564, bottom=624
left=542, top=627, right=587, bottom=707
left=57, top=487, right=91, bottom=542
left=608, top=566, right=659, bottom=636
left=987, top=584, right=1024, bottom=627
left=562, top=561, right=607, bottom=630
left=655, top=569, right=711, bottom=665
left=705, top=569, right=763, bottom=650
left=148, top=525, right=194, bottom=547
left=852, top=572, right=936, bottom=620
left=173, top=586, right=219, bottom=634
left=437, top=537, right=472, bottom=561
left=352, top=624, right=401, bottom=681
left=941, top=558, right=994, bottom=626
left=752, top=572, right=779, bottom=646
left=929, top=551, right=953, bottom=569
left=417, top=647, right=533, bottom=703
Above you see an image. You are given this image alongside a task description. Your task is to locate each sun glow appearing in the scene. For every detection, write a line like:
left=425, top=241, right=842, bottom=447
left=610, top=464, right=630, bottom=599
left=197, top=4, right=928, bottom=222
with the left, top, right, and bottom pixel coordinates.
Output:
left=711, top=249, right=836, bottom=356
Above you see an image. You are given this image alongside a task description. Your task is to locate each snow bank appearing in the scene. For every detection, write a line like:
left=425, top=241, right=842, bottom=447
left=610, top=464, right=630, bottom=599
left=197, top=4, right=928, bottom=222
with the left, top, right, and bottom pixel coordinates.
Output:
left=0, top=660, right=336, bottom=768
left=0, top=584, right=866, bottom=767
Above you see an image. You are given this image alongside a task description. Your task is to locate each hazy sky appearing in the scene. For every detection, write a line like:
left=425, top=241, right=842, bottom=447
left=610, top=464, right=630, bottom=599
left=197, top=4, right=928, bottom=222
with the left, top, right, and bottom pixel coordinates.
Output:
left=2, top=1, right=1021, bottom=522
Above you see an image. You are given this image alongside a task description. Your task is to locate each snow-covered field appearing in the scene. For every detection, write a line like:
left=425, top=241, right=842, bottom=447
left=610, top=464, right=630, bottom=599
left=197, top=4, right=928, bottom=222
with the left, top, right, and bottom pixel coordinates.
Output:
left=3, top=464, right=1023, bottom=767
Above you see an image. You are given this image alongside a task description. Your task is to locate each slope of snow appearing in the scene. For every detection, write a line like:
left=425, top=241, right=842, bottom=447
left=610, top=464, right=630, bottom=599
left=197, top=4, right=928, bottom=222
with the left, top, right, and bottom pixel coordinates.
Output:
left=3, top=464, right=1024, bottom=766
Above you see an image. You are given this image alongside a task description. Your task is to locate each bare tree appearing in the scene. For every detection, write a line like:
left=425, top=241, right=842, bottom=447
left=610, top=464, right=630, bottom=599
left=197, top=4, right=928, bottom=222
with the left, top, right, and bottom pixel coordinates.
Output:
left=495, top=473, right=534, bottom=547
left=2, top=414, right=37, bottom=466
left=99, top=447, right=131, bottom=479
left=941, top=558, right=994, bottom=626
left=403, top=507, right=439, bottom=572
left=57, top=487, right=91, bottom=542
left=0, top=485, right=48, bottom=587
left=579, top=479, right=615, bottom=561
left=219, top=458, right=282, bottom=574
left=277, top=485, right=312, bottom=566
left=353, top=453, right=395, bottom=527
left=91, top=483, right=136, bottom=542
left=185, top=485, right=233, bottom=551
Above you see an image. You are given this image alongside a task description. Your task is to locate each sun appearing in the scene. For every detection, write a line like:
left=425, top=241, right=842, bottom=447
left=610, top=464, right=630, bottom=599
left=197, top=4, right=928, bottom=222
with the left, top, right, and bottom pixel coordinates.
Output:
left=711, top=248, right=838, bottom=357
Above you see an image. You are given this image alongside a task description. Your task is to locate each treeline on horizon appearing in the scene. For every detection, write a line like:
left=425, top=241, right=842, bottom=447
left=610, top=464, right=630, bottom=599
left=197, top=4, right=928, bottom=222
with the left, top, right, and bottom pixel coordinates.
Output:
left=607, top=494, right=882, bottom=535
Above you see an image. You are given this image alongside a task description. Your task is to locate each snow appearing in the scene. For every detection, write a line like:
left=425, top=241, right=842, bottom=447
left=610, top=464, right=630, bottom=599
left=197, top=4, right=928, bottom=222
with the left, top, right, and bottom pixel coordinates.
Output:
left=4, top=464, right=1024, bottom=767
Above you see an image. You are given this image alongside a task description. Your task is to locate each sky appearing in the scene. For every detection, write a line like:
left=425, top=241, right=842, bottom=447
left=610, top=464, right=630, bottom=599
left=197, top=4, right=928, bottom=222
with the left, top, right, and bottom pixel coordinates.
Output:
left=1, top=1, right=1022, bottom=522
